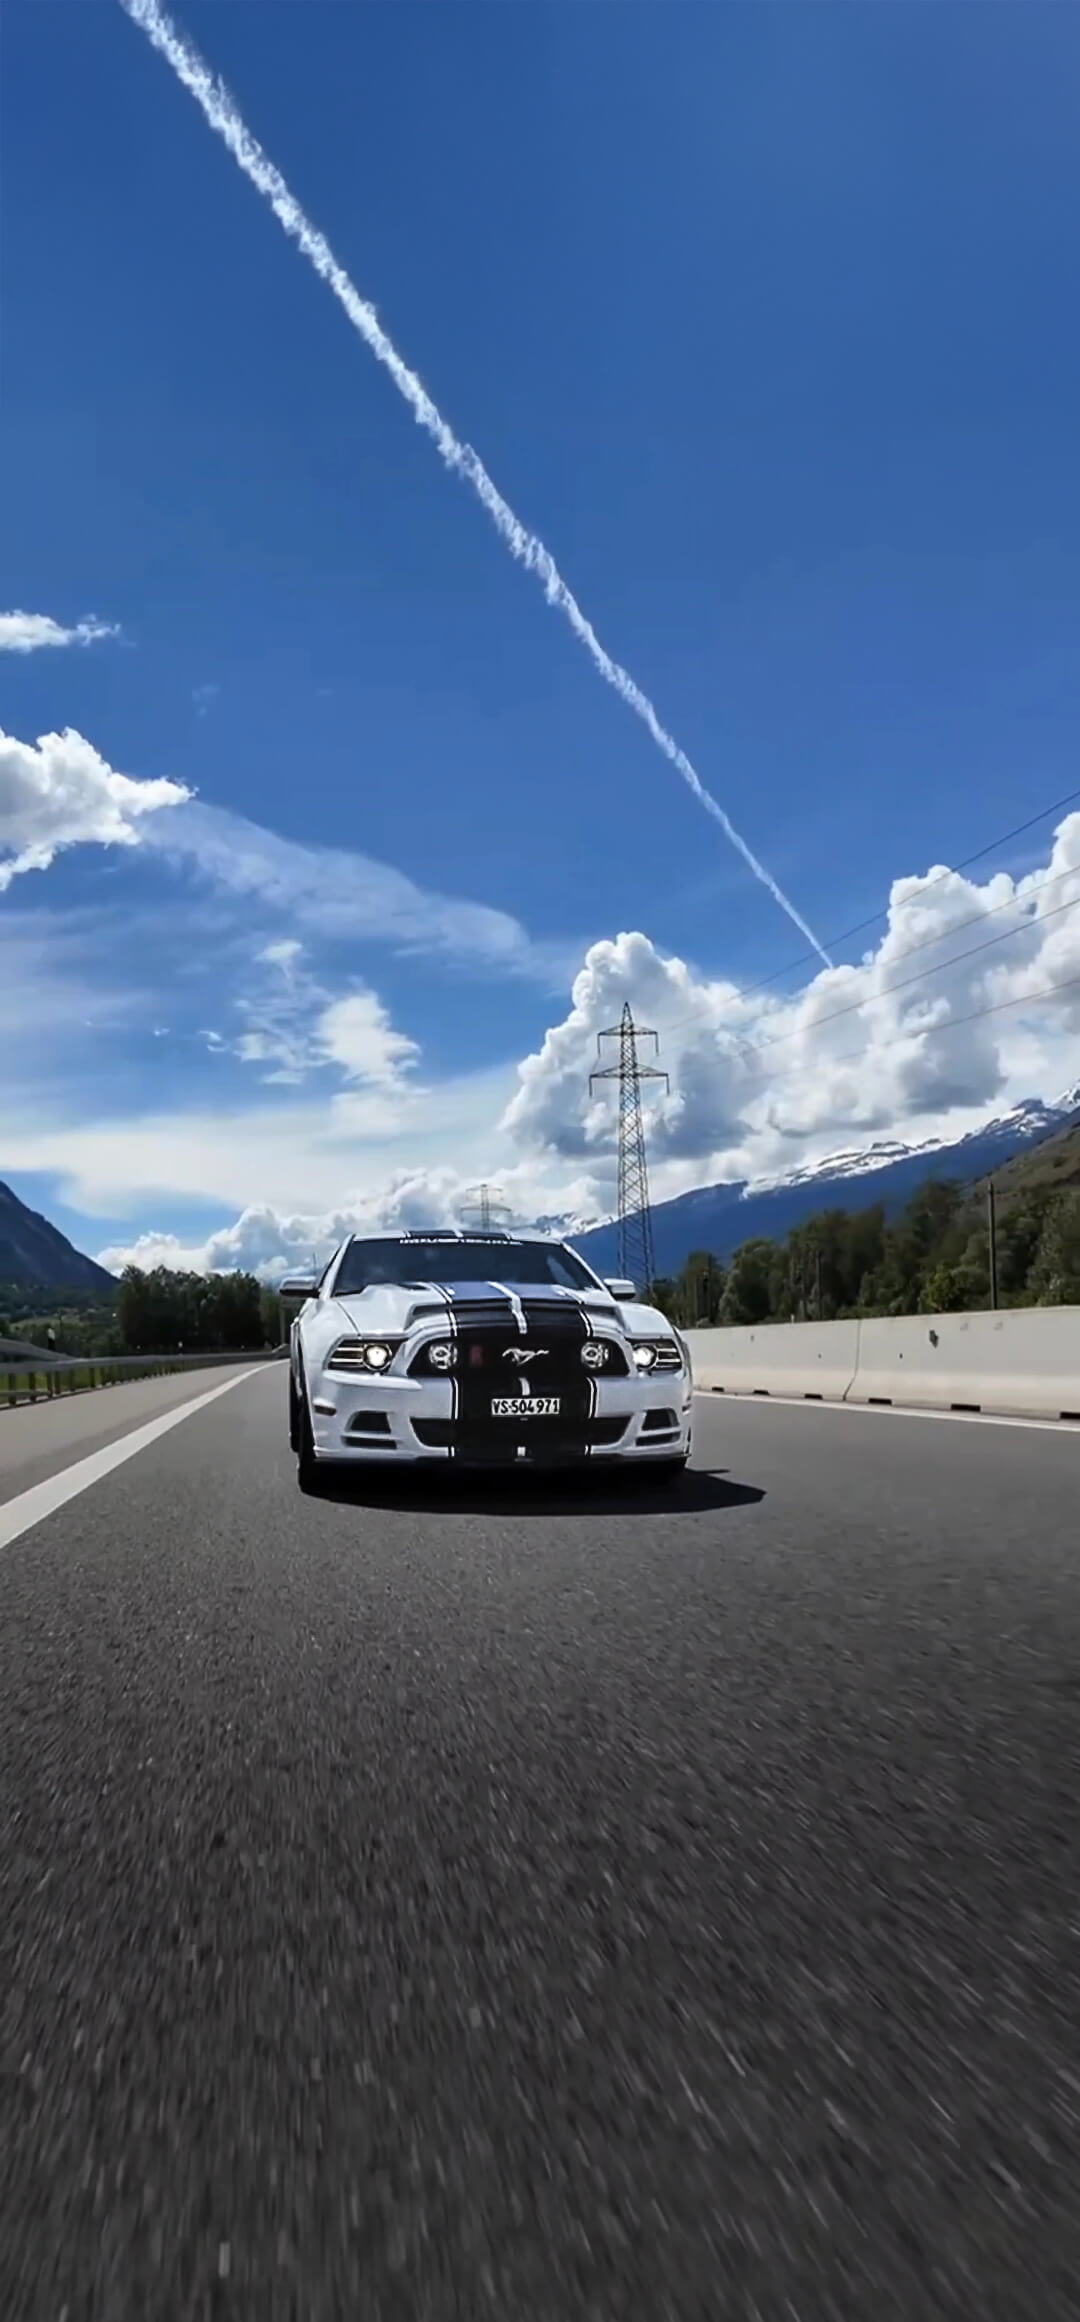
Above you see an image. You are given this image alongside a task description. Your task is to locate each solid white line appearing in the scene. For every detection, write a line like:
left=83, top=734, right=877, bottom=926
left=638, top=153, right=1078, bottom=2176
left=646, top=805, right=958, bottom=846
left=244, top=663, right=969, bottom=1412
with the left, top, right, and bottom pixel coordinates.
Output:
left=693, top=1388, right=1080, bottom=1436
left=0, top=1367, right=266, bottom=1553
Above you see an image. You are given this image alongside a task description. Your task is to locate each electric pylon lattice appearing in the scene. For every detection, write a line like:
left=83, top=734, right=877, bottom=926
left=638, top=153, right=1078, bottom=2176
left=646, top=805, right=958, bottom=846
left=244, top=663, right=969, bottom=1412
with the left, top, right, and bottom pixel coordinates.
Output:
left=460, top=1182, right=513, bottom=1232
left=589, top=1004, right=668, bottom=1290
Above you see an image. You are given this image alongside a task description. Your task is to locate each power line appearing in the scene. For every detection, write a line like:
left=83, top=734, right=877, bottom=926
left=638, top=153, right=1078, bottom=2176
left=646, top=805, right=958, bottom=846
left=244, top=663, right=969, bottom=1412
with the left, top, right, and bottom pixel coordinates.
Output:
left=747, top=886, right=1080, bottom=1061
left=658, top=781, right=1080, bottom=1045
left=711, top=965, right=1080, bottom=1098
left=650, top=812, right=1077, bottom=1049
left=724, top=780, right=1080, bottom=1005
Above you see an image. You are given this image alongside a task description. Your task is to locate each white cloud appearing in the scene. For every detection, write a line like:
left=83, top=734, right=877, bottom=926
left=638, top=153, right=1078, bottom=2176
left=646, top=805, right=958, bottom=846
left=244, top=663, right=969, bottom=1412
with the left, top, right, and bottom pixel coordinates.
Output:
left=0, top=709, right=570, bottom=985
left=0, top=1043, right=520, bottom=1217
left=504, top=813, right=1080, bottom=1181
left=94, top=1161, right=606, bottom=1282
left=221, top=941, right=423, bottom=1092
left=14, top=812, right=1080, bottom=1280
left=0, top=610, right=119, bottom=654
left=317, top=990, right=420, bottom=1088
left=141, top=798, right=567, bottom=983
left=0, top=724, right=190, bottom=890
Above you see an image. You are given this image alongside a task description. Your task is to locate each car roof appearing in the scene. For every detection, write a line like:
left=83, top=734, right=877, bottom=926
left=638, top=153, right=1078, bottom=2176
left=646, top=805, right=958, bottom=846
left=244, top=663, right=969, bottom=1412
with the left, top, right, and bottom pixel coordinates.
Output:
left=342, top=1228, right=538, bottom=1247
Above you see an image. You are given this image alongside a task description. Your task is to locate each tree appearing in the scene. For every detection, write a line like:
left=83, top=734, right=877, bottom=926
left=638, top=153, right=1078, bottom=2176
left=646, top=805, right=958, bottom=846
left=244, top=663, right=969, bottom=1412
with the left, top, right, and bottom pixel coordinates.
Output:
left=720, top=1239, right=776, bottom=1326
left=1029, top=1192, right=1080, bottom=1306
left=117, top=1265, right=271, bottom=1353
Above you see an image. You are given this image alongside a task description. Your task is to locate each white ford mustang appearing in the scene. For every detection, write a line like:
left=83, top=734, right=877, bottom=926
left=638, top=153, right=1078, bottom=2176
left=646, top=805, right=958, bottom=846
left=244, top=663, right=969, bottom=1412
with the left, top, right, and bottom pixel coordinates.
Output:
left=281, top=1230, right=692, bottom=1490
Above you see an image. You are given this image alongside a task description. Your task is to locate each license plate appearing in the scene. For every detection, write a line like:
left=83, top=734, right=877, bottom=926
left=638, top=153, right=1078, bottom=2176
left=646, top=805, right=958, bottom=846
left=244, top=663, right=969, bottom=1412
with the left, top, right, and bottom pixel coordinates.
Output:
left=490, top=1396, right=560, bottom=1418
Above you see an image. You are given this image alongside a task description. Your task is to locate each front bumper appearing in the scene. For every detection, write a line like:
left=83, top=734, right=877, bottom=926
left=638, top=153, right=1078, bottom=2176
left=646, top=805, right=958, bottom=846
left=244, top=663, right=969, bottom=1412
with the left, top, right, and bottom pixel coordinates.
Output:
left=303, top=1365, right=692, bottom=1467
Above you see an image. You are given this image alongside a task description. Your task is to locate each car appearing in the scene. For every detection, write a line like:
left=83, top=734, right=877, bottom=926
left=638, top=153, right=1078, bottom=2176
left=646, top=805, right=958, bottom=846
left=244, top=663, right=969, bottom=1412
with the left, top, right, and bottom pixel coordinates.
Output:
left=280, top=1229, right=693, bottom=1491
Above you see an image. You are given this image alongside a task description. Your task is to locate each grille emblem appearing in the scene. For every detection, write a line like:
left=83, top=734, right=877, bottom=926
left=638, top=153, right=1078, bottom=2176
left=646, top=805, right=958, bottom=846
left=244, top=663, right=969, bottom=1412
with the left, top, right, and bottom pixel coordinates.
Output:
left=503, top=1347, right=547, bottom=1365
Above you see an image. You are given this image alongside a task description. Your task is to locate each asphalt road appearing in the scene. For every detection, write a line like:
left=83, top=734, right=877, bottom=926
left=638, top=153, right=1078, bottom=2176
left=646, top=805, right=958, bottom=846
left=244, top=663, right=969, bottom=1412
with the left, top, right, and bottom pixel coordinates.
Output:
left=0, top=1364, right=264, bottom=1506
left=2, top=1372, right=1078, bottom=2321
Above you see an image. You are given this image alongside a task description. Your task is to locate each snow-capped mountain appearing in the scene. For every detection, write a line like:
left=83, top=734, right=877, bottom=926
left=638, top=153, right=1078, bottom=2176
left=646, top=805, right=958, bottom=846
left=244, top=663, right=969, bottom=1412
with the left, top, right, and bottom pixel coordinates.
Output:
left=561, top=1084, right=1080, bottom=1279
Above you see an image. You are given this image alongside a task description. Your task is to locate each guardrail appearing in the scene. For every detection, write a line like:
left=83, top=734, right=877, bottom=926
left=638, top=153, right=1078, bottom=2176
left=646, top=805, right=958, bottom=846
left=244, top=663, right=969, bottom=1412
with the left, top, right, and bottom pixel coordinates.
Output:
left=684, top=1308, right=1080, bottom=1423
left=2, top=1349, right=283, bottom=1411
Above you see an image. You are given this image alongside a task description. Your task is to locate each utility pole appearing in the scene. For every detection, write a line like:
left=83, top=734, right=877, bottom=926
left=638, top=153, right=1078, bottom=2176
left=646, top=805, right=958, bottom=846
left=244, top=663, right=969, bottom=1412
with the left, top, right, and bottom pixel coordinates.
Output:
left=460, top=1182, right=512, bottom=1233
left=987, top=1179, right=999, bottom=1311
left=589, top=1004, right=668, bottom=1292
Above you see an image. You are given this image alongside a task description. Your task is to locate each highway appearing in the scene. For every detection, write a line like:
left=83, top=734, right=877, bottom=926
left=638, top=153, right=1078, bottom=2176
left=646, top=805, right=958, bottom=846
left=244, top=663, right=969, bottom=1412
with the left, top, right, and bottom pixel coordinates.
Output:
left=2, top=1366, right=1078, bottom=2320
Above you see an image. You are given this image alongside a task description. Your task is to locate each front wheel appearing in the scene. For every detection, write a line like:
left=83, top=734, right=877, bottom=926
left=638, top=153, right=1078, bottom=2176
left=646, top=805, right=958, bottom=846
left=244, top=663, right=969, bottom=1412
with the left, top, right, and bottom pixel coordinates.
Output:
left=296, top=1381, right=323, bottom=1495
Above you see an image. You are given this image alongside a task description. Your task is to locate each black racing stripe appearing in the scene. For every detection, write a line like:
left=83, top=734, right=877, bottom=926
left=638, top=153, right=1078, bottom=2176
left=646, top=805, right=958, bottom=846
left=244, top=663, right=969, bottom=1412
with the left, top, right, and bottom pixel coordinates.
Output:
left=447, top=1294, right=594, bottom=1461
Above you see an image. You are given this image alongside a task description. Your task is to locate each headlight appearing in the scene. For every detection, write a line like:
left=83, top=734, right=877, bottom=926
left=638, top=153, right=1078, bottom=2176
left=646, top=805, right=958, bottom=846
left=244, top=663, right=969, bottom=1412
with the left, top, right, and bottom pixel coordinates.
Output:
left=631, top=1340, right=682, bottom=1373
left=326, top=1337, right=400, bottom=1373
left=581, top=1341, right=608, bottom=1370
left=427, top=1341, right=456, bottom=1372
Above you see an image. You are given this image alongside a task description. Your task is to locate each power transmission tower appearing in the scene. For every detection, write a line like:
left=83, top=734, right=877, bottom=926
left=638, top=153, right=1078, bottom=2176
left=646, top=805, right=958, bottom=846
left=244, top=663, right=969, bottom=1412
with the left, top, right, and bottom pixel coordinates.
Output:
left=460, top=1182, right=513, bottom=1232
left=589, top=1004, right=668, bottom=1289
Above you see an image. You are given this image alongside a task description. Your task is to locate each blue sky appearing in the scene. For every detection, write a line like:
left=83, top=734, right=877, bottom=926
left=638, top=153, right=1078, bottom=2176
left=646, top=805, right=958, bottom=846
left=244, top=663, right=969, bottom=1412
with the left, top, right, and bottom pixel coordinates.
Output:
left=3, top=0, right=1080, bottom=1275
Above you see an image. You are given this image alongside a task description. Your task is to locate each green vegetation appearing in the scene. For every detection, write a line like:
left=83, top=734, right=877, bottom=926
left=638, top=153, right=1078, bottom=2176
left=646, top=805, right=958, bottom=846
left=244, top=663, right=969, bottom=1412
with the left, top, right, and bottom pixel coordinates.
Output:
left=116, top=1268, right=283, bottom=1354
left=650, top=1171, right=1080, bottom=1327
left=0, top=1282, right=124, bottom=1357
left=0, top=1270, right=283, bottom=1357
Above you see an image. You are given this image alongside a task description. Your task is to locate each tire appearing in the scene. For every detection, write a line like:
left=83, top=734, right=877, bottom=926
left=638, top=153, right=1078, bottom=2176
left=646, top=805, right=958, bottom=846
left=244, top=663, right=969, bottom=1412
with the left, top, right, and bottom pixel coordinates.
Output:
left=288, top=1371, right=300, bottom=1452
left=296, top=1380, right=323, bottom=1495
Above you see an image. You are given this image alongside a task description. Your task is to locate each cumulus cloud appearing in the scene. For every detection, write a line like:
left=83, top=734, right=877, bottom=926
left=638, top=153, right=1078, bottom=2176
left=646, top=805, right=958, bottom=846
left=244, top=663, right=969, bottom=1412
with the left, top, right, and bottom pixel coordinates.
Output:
left=95, top=1163, right=605, bottom=1282
left=317, top=991, right=420, bottom=1088
left=505, top=812, right=1080, bottom=1180
left=28, top=813, right=1080, bottom=1280
left=502, top=931, right=752, bottom=1162
left=0, top=610, right=119, bottom=654
left=0, top=724, right=190, bottom=890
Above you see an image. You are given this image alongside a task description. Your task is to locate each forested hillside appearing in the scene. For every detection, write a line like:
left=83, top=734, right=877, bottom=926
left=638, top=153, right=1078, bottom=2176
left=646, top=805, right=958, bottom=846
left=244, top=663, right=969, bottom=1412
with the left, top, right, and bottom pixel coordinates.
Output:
left=650, top=1158, right=1080, bottom=1328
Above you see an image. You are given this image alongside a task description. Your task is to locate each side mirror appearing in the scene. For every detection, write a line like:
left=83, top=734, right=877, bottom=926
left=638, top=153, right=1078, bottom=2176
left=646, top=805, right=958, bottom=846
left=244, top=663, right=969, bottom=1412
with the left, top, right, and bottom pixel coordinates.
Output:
left=278, top=1273, right=319, bottom=1301
left=604, top=1278, right=637, bottom=1301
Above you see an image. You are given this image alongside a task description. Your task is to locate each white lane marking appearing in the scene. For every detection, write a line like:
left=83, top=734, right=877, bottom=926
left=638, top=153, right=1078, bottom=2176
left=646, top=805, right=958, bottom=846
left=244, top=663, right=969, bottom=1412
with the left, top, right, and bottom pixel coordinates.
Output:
left=0, top=1368, right=266, bottom=1552
left=693, top=1389, right=1080, bottom=1436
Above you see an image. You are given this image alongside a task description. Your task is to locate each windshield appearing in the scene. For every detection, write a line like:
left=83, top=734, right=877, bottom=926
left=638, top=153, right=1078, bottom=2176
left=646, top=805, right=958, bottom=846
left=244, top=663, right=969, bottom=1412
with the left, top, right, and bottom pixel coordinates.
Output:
left=332, top=1237, right=597, bottom=1296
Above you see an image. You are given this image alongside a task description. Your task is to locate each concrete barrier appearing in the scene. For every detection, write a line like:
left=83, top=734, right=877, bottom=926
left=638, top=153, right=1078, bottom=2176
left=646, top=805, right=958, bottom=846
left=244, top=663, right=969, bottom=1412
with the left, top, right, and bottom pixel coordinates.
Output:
left=850, top=1309, right=1080, bottom=1421
left=685, top=1308, right=1080, bottom=1422
left=684, top=1320, right=860, bottom=1403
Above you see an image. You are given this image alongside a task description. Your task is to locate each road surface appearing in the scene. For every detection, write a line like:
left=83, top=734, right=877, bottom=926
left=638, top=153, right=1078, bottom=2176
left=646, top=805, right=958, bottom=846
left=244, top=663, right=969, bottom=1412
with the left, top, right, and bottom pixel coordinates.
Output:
left=1, top=1368, right=1078, bottom=2319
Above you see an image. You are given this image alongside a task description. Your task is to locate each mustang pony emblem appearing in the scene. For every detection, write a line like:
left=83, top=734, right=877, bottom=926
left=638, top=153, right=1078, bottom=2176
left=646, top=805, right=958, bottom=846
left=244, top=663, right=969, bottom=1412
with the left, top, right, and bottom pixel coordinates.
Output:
left=503, top=1347, right=548, bottom=1365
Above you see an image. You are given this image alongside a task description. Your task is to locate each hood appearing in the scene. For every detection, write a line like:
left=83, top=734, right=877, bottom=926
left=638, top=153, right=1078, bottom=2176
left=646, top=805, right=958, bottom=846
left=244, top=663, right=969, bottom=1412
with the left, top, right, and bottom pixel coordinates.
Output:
left=330, top=1281, right=671, bottom=1338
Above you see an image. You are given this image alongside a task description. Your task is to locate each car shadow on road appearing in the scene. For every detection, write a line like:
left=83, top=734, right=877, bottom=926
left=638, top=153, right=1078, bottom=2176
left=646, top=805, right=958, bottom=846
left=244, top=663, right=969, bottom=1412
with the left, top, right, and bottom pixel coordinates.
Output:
left=306, top=1464, right=765, bottom=1519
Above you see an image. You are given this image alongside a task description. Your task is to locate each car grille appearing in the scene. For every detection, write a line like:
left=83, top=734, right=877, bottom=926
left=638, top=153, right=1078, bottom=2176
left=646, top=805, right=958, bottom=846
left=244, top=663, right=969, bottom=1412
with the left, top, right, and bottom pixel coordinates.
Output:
left=408, top=1329, right=629, bottom=1379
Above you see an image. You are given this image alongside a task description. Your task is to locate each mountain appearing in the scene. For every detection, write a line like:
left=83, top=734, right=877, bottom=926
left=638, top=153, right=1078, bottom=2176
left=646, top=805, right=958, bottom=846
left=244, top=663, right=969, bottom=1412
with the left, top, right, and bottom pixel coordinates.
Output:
left=0, top=1181, right=117, bottom=1292
left=972, top=1117, right=1080, bottom=1202
left=566, top=1085, right=1080, bottom=1279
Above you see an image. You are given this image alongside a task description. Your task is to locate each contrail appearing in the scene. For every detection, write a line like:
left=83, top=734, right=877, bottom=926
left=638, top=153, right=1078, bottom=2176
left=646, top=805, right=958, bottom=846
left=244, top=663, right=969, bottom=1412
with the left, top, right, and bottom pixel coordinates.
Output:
left=117, top=0, right=830, bottom=965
